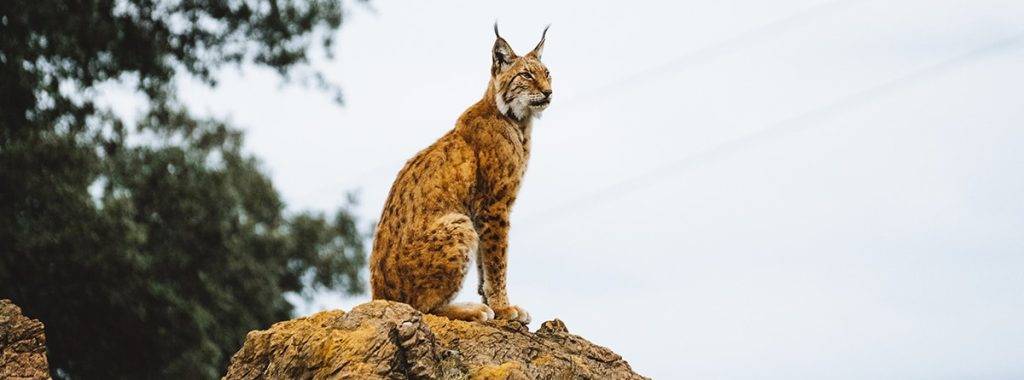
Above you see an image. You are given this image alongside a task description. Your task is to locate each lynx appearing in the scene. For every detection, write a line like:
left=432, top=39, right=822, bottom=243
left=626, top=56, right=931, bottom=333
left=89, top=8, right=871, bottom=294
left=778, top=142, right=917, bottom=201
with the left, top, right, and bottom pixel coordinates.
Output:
left=369, top=24, right=552, bottom=323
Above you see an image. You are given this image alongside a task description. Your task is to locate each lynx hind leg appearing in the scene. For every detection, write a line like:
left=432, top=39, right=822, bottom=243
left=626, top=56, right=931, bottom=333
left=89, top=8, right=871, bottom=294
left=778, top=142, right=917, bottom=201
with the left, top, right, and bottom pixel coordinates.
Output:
left=433, top=302, right=494, bottom=322
left=405, top=213, right=480, bottom=315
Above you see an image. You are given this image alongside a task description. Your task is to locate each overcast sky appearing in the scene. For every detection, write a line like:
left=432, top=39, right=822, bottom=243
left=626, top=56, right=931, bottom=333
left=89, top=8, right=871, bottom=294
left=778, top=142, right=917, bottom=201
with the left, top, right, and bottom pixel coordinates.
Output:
left=108, top=0, right=1024, bottom=378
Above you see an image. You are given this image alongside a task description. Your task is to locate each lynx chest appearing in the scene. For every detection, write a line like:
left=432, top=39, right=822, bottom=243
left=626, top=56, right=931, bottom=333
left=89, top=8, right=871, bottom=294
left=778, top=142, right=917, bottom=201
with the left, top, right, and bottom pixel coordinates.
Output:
left=471, top=122, right=532, bottom=210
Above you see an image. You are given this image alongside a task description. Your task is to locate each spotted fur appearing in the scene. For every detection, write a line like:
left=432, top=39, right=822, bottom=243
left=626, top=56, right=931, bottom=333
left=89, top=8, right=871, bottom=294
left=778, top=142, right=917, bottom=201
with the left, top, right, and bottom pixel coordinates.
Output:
left=369, top=25, right=552, bottom=324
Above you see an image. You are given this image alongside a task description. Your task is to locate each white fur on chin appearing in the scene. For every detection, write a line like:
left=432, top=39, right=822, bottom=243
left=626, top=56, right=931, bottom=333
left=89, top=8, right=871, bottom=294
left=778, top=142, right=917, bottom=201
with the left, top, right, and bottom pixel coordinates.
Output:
left=529, top=104, right=547, bottom=119
left=496, top=94, right=548, bottom=121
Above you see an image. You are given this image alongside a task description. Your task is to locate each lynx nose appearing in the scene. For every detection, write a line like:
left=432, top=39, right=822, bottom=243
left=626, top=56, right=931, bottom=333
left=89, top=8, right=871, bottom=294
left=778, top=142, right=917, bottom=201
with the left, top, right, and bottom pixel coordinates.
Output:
left=541, top=89, right=552, bottom=98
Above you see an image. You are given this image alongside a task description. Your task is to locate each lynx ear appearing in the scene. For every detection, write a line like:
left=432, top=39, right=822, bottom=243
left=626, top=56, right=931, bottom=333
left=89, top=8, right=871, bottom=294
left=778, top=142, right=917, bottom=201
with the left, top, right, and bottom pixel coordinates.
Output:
left=528, top=25, right=550, bottom=59
left=492, top=23, right=517, bottom=76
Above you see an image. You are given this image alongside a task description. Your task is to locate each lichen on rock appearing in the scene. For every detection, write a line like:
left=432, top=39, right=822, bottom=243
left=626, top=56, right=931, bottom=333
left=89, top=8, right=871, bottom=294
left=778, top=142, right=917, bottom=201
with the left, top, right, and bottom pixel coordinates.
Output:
left=223, top=300, right=646, bottom=379
left=1, top=299, right=52, bottom=380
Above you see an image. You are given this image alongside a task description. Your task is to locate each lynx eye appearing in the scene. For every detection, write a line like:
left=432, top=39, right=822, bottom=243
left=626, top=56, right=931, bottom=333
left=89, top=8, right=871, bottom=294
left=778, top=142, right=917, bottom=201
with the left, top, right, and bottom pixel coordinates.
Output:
left=521, top=72, right=533, bottom=80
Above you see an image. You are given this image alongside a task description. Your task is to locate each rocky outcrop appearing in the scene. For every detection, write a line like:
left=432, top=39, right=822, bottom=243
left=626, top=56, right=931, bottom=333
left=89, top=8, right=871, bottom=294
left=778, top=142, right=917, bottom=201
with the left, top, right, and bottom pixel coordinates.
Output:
left=0, top=299, right=51, bottom=380
left=223, top=300, right=646, bottom=379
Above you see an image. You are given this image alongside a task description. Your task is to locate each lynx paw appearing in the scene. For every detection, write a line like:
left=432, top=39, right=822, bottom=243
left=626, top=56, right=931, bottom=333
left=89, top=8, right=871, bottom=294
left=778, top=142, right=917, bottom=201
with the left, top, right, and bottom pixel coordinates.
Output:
left=470, top=303, right=496, bottom=322
left=492, top=305, right=531, bottom=324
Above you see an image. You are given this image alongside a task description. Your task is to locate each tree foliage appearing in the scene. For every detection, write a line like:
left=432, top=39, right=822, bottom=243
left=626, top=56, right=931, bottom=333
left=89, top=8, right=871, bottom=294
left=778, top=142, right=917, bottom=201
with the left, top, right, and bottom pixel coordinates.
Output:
left=0, top=0, right=366, bottom=378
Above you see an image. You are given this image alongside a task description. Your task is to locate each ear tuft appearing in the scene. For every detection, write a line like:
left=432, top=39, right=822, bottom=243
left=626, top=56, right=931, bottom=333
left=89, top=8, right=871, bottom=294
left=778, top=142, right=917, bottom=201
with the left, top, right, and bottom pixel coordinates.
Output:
left=529, top=24, right=550, bottom=59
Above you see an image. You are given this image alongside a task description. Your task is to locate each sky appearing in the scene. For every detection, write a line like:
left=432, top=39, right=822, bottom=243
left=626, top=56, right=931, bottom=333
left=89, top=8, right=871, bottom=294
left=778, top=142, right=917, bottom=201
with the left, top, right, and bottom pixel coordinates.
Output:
left=107, top=0, right=1024, bottom=378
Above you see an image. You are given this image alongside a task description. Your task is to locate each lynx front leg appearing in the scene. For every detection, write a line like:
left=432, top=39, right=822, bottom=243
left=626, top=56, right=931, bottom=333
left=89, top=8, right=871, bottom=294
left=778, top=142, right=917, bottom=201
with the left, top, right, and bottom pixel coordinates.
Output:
left=476, top=209, right=531, bottom=324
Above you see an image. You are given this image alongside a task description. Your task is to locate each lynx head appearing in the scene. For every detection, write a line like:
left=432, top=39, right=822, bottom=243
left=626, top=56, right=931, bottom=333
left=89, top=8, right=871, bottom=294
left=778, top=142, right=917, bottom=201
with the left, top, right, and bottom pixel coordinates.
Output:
left=491, top=24, right=552, bottom=121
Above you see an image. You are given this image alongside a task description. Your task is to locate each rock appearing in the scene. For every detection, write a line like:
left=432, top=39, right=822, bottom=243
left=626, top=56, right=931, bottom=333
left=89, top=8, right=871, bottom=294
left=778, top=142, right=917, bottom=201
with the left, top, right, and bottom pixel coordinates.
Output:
left=0, top=299, right=51, bottom=380
left=223, top=300, right=647, bottom=379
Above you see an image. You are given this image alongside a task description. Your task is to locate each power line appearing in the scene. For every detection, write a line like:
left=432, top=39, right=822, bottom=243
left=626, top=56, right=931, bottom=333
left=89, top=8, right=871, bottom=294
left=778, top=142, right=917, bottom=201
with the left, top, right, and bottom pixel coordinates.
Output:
left=516, top=31, right=1024, bottom=231
left=556, top=0, right=866, bottom=110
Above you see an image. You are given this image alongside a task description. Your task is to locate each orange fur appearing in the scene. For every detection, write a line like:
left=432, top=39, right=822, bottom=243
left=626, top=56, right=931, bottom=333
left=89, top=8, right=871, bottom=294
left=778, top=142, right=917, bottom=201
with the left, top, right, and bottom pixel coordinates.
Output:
left=370, top=25, right=552, bottom=324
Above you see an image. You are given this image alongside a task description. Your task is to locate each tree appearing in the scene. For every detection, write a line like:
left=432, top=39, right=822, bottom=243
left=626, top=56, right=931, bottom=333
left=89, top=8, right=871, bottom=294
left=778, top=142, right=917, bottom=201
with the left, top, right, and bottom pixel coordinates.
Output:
left=0, top=0, right=367, bottom=378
